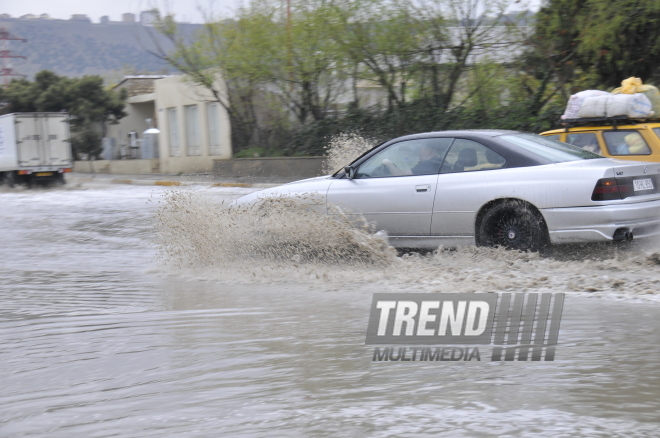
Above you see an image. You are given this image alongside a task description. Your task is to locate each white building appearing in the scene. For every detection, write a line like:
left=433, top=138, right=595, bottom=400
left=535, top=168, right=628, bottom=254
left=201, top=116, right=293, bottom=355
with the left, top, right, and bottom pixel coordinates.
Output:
left=70, top=14, right=91, bottom=22
left=140, top=10, right=158, bottom=26
left=97, top=74, right=232, bottom=174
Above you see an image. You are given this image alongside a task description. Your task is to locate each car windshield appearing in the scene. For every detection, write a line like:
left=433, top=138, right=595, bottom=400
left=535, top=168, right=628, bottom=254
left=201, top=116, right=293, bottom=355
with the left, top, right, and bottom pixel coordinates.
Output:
left=500, top=133, right=602, bottom=162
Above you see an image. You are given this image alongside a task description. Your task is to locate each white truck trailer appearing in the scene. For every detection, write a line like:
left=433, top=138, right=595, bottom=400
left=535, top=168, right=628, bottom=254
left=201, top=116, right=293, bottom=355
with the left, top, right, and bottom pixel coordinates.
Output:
left=0, top=112, right=73, bottom=186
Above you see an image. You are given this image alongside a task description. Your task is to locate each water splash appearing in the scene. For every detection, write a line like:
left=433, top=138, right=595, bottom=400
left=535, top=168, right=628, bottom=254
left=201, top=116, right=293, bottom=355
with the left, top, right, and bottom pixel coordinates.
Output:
left=153, top=189, right=397, bottom=280
left=322, top=132, right=377, bottom=175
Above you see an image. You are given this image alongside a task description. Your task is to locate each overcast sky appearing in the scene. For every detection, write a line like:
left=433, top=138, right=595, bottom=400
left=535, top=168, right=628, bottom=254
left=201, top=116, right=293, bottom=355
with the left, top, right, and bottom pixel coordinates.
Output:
left=3, top=0, right=542, bottom=24
left=3, top=0, right=241, bottom=23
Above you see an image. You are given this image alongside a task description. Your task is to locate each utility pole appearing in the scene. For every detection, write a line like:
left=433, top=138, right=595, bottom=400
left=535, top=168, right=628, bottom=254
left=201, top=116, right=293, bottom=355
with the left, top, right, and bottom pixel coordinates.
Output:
left=0, top=28, right=27, bottom=86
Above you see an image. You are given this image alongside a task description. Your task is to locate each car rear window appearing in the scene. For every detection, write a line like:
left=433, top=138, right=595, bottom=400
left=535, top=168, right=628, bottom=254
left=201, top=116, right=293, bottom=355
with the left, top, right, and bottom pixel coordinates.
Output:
left=499, top=133, right=602, bottom=162
left=602, top=130, right=651, bottom=155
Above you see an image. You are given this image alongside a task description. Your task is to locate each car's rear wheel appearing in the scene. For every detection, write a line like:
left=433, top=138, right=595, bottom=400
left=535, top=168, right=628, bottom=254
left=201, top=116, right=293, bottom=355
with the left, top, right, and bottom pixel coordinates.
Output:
left=479, top=201, right=548, bottom=252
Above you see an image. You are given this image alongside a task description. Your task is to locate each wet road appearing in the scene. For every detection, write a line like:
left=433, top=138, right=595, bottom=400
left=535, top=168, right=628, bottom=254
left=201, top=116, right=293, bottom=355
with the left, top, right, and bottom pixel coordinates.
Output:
left=1, top=184, right=660, bottom=437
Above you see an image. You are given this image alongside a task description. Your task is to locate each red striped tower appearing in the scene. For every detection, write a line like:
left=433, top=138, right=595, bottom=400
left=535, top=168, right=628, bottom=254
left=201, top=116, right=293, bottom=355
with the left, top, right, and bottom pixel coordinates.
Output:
left=0, top=28, right=27, bottom=85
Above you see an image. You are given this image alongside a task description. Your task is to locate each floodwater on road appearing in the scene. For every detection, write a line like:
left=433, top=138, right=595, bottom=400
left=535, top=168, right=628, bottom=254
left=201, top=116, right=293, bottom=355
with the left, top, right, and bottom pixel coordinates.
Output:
left=1, top=183, right=660, bottom=437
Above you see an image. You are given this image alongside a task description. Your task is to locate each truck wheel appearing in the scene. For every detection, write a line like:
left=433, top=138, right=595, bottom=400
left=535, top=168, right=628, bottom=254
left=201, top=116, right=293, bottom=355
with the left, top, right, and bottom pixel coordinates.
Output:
left=479, top=201, right=549, bottom=252
left=55, top=173, right=66, bottom=185
left=5, top=172, right=15, bottom=188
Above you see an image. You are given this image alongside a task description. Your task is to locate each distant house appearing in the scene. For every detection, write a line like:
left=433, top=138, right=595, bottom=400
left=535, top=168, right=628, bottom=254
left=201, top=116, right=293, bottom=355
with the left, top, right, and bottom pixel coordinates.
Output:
left=39, top=14, right=50, bottom=20
left=101, top=74, right=232, bottom=174
left=0, top=13, right=12, bottom=20
left=20, top=14, right=37, bottom=20
left=122, top=13, right=135, bottom=23
left=140, top=10, right=158, bottom=26
left=100, top=16, right=110, bottom=25
left=70, top=14, right=91, bottom=22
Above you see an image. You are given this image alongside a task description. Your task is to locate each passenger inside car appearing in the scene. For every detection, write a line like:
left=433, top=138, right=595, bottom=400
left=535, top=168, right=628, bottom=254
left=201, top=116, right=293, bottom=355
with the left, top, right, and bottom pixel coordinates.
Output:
left=566, top=133, right=601, bottom=154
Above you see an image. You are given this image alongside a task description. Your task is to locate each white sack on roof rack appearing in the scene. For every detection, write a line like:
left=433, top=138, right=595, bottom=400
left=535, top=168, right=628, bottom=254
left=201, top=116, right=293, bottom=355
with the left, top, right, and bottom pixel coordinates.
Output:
left=606, top=93, right=654, bottom=118
left=562, top=90, right=609, bottom=119
left=577, top=95, right=610, bottom=118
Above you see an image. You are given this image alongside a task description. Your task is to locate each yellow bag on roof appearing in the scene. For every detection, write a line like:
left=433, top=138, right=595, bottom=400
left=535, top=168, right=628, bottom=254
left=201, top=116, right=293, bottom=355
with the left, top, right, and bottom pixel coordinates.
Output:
left=613, top=77, right=643, bottom=94
left=637, top=85, right=660, bottom=117
left=613, top=78, right=660, bottom=118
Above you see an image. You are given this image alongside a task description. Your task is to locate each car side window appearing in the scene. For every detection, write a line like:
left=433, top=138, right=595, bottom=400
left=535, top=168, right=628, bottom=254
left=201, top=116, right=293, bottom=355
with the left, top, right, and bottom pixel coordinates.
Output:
left=565, top=133, right=601, bottom=154
left=356, top=138, right=453, bottom=178
left=440, top=139, right=506, bottom=173
left=544, top=135, right=560, bottom=141
left=602, top=130, right=651, bottom=155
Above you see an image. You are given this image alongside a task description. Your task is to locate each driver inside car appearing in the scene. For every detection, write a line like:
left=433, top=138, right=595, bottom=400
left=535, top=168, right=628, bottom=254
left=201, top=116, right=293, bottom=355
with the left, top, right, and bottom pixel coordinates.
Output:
left=381, top=142, right=444, bottom=176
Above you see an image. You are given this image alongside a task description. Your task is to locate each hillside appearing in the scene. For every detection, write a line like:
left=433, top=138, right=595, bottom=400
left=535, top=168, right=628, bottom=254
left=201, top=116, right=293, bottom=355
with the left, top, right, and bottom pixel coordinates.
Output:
left=1, top=19, right=203, bottom=82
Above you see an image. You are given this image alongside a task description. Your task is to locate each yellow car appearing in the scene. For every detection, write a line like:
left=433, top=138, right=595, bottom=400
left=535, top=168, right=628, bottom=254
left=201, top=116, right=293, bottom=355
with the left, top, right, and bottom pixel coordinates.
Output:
left=540, top=121, right=660, bottom=162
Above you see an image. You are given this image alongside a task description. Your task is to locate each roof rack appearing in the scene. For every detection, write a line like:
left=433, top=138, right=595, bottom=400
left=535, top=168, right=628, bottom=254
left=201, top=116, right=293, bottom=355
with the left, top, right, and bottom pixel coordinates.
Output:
left=560, top=115, right=660, bottom=131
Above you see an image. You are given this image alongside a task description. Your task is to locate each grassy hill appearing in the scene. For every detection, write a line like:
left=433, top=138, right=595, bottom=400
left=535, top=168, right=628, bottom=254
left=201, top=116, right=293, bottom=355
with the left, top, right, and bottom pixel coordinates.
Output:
left=1, top=18, right=202, bottom=82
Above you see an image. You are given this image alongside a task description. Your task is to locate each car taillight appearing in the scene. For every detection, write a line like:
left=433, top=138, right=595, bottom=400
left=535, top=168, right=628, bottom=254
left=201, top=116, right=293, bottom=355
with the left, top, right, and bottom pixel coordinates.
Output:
left=592, top=178, right=621, bottom=201
left=592, top=178, right=633, bottom=201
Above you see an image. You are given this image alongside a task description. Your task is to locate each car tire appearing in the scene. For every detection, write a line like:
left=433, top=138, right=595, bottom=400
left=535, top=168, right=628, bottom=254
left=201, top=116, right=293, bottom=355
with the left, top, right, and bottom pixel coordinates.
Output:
left=479, top=201, right=549, bottom=252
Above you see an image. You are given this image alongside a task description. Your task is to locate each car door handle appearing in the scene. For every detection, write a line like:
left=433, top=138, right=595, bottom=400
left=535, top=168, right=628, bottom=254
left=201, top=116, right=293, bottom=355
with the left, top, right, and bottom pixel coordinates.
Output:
left=415, top=185, right=431, bottom=192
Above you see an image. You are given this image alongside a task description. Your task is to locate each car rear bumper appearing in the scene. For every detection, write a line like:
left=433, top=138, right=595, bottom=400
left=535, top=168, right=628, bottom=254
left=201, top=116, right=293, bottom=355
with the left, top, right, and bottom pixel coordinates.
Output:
left=542, top=200, right=660, bottom=243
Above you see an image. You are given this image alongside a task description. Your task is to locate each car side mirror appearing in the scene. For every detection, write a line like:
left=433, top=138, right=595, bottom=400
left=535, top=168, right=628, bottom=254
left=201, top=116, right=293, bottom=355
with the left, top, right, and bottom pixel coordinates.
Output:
left=344, top=165, right=356, bottom=180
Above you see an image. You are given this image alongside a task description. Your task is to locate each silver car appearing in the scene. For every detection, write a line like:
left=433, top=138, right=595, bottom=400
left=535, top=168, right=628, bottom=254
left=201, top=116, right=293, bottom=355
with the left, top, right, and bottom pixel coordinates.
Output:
left=232, top=130, right=660, bottom=251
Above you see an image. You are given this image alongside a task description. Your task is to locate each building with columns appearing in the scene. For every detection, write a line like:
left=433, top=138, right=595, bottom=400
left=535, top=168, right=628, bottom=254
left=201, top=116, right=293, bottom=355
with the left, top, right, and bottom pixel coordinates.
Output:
left=97, top=74, right=232, bottom=174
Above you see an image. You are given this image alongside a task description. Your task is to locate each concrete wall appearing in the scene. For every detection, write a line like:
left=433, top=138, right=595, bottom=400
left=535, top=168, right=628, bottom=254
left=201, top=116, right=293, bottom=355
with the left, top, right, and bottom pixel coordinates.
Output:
left=214, top=157, right=328, bottom=179
left=74, top=159, right=160, bottom=174
left=156, top=75, right=232, bottom=174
